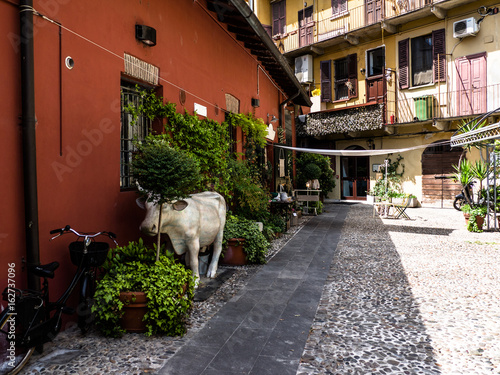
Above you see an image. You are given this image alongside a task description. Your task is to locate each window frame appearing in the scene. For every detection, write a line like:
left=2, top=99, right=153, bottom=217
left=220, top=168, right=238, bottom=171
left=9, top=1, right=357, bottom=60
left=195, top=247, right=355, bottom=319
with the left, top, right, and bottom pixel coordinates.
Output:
left=366, top=46, right=385, bottom=78
left=120, top=82, right=153, bottom=190
left=331, top=0, right=348, bottom=18
left=333, top=53, right=357, bottom=101
left=398, top=29, right=446, bottom=89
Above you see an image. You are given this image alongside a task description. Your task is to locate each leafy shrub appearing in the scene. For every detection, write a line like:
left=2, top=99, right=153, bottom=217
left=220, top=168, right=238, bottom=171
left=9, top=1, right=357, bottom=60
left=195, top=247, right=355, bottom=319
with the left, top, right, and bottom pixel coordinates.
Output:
left=223, top=215, right=269, bottom=264
left=228, top=158, right=269, bottom=220
left=92, top=239, right=195, bottom=337
left=296, top=153, right=335, bottom=193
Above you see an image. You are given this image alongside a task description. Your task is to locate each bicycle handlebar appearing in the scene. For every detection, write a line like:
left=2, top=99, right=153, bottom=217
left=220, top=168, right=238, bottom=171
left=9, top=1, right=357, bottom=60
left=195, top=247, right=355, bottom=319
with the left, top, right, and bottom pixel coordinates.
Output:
left=50, top=225, right=117, bottom=244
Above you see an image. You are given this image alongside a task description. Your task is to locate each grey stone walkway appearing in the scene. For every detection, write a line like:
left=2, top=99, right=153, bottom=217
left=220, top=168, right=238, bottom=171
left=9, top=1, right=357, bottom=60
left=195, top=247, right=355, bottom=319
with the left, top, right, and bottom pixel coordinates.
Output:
left=159, top=203, right=348, bottom=375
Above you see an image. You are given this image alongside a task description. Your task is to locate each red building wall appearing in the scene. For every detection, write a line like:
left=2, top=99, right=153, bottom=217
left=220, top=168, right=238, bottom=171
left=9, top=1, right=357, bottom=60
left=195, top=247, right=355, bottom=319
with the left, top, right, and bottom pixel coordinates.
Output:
left=0, top=0, right=285, bottom=310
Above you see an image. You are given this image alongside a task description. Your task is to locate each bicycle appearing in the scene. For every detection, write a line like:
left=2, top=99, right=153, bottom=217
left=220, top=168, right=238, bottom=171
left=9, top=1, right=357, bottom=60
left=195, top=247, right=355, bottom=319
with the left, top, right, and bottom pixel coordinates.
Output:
left=0, top=225, right=117, bottom=375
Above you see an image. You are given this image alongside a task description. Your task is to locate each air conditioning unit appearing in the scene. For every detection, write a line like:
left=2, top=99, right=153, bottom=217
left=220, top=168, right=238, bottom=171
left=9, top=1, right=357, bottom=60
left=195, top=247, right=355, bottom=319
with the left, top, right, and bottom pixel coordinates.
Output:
left=453, top=17, right=479, bottom=39
left=295, top=55, right=313, bottom=84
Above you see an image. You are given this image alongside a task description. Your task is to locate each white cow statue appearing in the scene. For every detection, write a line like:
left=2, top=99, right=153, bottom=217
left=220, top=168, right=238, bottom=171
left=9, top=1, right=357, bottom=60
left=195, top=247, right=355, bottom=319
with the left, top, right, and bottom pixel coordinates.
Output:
left=137, top=191, right=226, bottom=285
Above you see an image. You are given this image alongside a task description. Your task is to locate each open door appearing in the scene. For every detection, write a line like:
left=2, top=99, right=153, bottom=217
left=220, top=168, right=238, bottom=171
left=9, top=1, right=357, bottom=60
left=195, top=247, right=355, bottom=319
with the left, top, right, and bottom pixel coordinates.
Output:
left=341, top=147, right=369, bottom=200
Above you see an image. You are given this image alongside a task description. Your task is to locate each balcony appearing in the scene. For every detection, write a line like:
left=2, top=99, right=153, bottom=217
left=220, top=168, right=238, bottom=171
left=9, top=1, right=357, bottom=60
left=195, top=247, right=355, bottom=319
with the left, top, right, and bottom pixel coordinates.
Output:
left=388, top=83, right=500, bottom=125
left=276, top=0, right=474, bottom=57
left=300, top=82, right=500, bottom=137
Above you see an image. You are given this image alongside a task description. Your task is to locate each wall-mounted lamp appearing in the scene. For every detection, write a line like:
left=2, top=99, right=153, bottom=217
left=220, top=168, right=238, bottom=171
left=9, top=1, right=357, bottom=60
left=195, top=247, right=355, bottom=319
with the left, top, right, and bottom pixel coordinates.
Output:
left=367, top=138, right=375, bottom=150
left=267, top=113, right=277, bottom=124
left=135, top=25, right=157, bottom=46
left=360, top=68, right=366, bottom=75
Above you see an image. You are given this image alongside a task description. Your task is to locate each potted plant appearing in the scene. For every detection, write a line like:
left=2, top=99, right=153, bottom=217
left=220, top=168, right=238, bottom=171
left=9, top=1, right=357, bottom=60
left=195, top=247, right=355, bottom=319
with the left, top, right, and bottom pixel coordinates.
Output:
left=461, top=204, right=487, bottom=232
left=92, top=239, right=195, bottom=337
left=221, top=215, right=270, bottom=265
left=132, top=135, right=201, bottom=261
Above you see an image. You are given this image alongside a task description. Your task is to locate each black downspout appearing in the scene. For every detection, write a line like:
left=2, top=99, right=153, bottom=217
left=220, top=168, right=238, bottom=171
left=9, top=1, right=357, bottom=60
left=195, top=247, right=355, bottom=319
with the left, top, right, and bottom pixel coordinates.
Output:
left=20, top=0, right=40, bottom=290
left=278, top=91, right=300, bottom=135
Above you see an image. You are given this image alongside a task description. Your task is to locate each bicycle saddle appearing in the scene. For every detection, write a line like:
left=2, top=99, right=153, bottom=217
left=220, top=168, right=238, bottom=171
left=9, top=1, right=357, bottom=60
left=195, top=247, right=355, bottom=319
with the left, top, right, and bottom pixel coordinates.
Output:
left=30, top=261, right=60, bottom=279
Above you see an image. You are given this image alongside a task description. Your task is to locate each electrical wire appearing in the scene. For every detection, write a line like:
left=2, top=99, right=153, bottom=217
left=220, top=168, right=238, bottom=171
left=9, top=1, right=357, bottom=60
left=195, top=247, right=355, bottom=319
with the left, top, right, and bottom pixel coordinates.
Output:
left=20, top=4, right=278, bottom=115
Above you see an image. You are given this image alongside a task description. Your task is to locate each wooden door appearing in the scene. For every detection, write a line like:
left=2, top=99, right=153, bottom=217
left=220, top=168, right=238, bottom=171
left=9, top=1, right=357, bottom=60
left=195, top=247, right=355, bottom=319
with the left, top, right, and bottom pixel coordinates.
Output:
left=421, top=142, right=462, bottom=208
left=299, top=6, right=314, bottom=47
left=366, top=0, right=382, bottom=24
left=341, top=155, right=369, bottom=200
left=456, top=53, right=486, bottom=116
left=367, top=77, right=385, bottom=103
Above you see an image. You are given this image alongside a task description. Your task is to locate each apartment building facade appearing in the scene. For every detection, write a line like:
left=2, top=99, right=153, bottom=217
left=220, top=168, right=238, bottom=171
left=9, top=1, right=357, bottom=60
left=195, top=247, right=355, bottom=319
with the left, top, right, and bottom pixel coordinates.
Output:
left=253, top=0, right=500, bottom=206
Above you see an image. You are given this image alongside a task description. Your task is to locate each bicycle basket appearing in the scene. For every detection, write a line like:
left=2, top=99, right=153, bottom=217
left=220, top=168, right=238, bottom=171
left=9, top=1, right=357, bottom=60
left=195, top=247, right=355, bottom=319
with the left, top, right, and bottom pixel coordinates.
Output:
left=69, top=241, right=109, bottom=267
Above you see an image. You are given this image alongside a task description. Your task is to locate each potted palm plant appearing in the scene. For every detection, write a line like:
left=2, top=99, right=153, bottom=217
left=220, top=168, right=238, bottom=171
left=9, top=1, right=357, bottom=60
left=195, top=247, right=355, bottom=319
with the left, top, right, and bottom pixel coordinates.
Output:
left=453, top=159, right=490, bottom=232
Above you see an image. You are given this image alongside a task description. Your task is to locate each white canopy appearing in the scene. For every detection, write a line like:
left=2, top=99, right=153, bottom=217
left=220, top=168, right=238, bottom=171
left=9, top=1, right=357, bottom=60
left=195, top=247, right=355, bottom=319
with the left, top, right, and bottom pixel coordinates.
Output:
left=273, top=143, right=441, bottom=156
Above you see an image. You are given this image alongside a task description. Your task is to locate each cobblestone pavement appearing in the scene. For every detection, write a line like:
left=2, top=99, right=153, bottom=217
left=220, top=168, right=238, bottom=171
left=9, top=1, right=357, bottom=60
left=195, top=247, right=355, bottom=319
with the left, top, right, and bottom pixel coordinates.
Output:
left=18, top=204, right=500, bottom=374
left=297, top=204, right=500, bottom=375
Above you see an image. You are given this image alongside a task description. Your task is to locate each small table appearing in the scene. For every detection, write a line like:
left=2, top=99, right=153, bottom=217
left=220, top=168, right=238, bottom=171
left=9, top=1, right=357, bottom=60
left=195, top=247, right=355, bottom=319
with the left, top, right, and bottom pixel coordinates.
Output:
left=294, top=189, right=321, bottom=215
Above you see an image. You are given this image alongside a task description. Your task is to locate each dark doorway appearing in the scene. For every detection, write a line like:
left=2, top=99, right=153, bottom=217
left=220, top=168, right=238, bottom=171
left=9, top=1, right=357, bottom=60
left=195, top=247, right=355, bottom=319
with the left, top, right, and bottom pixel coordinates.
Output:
left=341, top=146, right=369, bottom=200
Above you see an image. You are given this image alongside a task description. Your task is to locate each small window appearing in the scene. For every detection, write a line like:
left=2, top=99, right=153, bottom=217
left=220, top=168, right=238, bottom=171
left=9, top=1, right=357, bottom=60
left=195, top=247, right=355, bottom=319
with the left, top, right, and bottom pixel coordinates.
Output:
left=332, top=0, right=347, bottom=16
left=334, top=53, right=358, bottom=100
left=399, top=29, right=446, bottom=89
left=334, top=58, right=348, bottom=100
left=367, top=47, right=385, bottom=77
left=411, top=34, right=433, bottom=86
left=120, top=83, right=152, bottom=189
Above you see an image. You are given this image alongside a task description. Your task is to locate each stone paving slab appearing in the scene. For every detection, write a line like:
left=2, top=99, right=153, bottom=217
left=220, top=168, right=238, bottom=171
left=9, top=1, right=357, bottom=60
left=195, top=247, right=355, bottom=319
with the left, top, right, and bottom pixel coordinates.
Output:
left=159, top=204, right=346, bottom=374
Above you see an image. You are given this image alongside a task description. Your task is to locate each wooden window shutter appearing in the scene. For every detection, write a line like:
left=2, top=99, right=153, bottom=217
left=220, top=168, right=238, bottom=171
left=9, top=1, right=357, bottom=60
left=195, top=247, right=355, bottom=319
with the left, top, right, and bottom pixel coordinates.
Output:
left=432, top=29, right=446, bottom=82
left=320, top=60, right=332, bottom=102
left=347, top=53, right=358, bottom=98
left=272, top=3, right=280, bottom=36
left=398, top=38, right=409, bottom=89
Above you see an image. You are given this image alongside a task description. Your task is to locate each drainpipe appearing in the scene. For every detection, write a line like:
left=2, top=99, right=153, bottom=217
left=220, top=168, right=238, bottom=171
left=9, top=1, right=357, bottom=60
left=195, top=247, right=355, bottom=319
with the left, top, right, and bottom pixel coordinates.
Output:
left=278, top=91, right=301, bottom=135
left=20, top=0, right=40, bottom=290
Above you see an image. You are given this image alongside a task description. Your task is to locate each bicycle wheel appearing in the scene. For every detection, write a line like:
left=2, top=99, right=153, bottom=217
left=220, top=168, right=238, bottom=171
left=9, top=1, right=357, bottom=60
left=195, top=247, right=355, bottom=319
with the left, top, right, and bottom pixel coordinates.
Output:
left=0, top=311, right=35, bottom=375
left=77, top=271, right=95, bottom=334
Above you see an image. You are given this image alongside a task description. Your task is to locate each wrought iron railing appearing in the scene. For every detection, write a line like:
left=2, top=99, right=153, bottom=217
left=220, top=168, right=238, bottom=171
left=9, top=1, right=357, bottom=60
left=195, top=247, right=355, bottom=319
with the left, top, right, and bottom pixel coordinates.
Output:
left=277, top=0, right=446, bottom=53
left=385, top=83, right=500, bottom=125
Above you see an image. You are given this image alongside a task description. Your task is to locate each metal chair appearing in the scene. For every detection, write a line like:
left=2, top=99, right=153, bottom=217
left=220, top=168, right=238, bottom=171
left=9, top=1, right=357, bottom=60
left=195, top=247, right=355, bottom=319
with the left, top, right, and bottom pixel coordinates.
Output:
left=393, top=197, right=411, bottom=219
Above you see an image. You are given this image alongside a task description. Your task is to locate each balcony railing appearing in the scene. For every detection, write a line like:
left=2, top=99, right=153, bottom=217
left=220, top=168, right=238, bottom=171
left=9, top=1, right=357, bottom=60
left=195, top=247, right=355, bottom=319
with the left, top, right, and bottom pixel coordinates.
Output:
left=386, top=83, right=500, bottom=125
left=304, top=83, right=500, bottom=137
left=278, top=0, right=446, bottom=54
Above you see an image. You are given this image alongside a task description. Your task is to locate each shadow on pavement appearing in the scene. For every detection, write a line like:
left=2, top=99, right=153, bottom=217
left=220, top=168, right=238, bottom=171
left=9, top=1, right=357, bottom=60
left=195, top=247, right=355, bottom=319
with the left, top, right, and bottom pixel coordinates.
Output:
left=300, top=204, right=442, bottom=374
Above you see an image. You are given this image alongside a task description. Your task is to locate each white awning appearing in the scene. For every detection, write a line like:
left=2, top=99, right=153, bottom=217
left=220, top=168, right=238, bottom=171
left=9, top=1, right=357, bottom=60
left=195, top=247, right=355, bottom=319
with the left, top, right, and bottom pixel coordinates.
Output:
left=274, top=143, right=444, bottom=156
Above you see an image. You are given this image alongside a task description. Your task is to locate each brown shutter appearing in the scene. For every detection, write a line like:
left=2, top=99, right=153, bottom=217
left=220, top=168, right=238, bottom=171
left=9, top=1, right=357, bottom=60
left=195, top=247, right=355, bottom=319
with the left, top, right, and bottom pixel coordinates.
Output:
left=347, top=53, right=358, bottom=98
left=279, top=1, right=286, bottom=35
left=398, top=38, right=409, bottom=89
left=272, top=3, right=279, bottom=36
left=433, top=29, right=446, bottom=83
left=320, top=60, right=332, bottom=102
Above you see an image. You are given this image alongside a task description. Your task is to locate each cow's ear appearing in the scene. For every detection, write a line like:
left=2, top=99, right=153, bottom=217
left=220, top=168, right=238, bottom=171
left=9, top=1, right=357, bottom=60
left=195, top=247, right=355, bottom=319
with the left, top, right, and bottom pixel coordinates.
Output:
left=172, top=200, right=188, bottom=211
left=136, top=197, right=146, bottom=210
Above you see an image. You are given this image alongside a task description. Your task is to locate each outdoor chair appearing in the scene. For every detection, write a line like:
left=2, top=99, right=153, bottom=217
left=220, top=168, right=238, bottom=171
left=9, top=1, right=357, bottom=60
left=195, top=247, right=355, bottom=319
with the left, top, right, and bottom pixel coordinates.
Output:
left=393, top=197, right=411, bottom=219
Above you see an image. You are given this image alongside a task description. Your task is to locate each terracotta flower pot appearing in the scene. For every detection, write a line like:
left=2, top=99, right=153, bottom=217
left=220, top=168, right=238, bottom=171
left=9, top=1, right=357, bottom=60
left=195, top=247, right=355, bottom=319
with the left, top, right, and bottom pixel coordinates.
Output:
left=220, top=239, right=247, bottom=265
left=119, top=291, right=148, bottom=333
left=463, top=213, right=485, bottom=230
